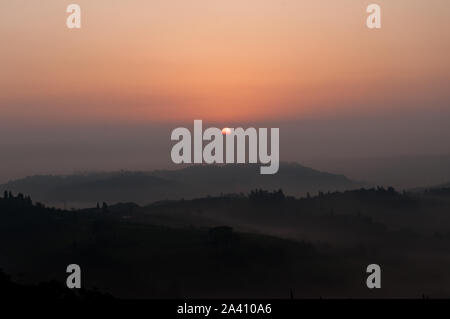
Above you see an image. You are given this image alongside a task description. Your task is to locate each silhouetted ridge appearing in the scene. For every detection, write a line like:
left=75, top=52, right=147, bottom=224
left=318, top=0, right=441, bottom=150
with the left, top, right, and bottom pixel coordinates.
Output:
left=1, top=163, right=361, bottom=207
left=2, top=187, right=450, bottom=298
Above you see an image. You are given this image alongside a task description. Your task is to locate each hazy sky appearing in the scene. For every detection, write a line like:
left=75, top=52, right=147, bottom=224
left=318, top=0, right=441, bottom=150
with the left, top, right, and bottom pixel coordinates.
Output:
left=1, top=0, right=450, bottom=182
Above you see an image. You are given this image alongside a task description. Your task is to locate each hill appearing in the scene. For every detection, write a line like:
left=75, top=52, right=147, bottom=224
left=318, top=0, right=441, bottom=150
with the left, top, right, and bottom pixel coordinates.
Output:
left=2, top=188, right=450, bottom=298
left=0, top=163, right=361, bottom=207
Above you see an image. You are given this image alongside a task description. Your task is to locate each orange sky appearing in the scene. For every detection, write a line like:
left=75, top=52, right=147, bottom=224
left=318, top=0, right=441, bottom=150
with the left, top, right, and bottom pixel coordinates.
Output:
left=1, top=0, right=450, bottom=123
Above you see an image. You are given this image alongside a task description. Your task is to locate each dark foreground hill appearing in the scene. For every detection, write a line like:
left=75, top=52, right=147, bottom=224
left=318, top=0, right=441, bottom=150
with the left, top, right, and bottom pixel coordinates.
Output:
left=0, top=268, right=111, bottom=300
left=0, top=163, right=361, bottom=207
left=1, top=188, right=450, bottom=298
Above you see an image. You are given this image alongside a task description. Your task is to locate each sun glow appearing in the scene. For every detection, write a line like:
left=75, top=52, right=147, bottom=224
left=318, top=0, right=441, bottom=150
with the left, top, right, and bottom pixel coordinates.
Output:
left=221, top=127, right=232, bottom=135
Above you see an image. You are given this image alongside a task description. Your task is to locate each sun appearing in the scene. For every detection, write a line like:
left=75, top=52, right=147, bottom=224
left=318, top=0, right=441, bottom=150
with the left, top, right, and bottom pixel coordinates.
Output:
left=221, top=127, right=232, bottom=135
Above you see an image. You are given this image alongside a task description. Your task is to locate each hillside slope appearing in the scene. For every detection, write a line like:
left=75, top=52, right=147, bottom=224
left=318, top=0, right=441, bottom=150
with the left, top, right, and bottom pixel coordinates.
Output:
left=1, top=163, right=361, bottom=207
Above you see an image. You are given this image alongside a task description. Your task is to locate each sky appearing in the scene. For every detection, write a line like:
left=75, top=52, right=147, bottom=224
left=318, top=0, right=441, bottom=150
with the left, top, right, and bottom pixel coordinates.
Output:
left=0, top=0, right=450, bottom=183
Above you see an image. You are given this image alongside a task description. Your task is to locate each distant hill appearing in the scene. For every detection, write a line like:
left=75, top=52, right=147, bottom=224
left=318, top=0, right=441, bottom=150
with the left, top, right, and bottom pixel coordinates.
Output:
left=305, top=154, right=450, bottom=189
left=409, top=180, right=450, bottom=193
left=0, top=163, right=361, bottom=207
left=431, top=181, right=450, bottom=189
